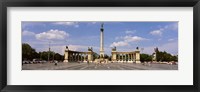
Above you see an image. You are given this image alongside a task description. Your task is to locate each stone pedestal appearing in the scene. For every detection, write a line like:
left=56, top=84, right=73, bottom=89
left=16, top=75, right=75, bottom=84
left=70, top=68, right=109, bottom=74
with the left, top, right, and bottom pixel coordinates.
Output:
left=127, top=61, right=133, bottom=63
left=135, top=61, right=141, bottom=63
left=135, top=50, right=141, bottom=63
left=111, top=51, right=117, bottom=62
left=64, top=48, right=69, bottom=62
left=87, top=51, right=93, bottom=62
left=63, top=60, right=68, bottom=62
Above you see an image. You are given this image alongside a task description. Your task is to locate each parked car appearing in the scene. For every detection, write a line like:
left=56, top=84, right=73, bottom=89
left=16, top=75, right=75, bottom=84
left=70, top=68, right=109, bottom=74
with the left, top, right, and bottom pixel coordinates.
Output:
left=22, top=61, right=29, bottom=64
left=168, top=61, right=177, bottom=65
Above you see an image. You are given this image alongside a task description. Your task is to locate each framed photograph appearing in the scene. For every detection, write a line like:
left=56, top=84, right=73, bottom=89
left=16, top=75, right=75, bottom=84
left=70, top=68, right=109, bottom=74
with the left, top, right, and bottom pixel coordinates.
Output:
left=0, top=0, right=199, bottom=92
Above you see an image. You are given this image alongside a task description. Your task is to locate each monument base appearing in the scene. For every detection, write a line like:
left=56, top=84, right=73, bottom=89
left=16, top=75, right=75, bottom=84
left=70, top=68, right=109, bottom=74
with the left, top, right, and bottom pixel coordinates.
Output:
left=127, top=61, right=133, bottom=63
left=136, top=61, right=141, bottom=63
left=152, top=61, right=157, bottom=63
left=63, top=60, right=68, bottom=62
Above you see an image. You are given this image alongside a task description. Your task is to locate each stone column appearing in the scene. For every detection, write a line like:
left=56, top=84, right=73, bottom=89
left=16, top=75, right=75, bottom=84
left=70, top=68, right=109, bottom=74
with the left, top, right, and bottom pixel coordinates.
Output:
left=81, top=54, right=83, bottom=61
left=121, top=54, right=123, bottom=62
left=127, top=54, right=131, bottom=63
left=77, top=53, right=79, bottom=61
left=111, top=51, right=117, bottom=62
left=119, top=54, right=120, bottom=61
left=72, top=53, right=74, bottom=61
left=84, top=54, right=87, bottom=62
left=125, top=54, right=127, bottom=62
left=128, top=54, right=130, bottom=61
left=76, top=53, right=78, bottom=61
left=64, top=49, right=69, bottom=62
left=74, top=53, right=76, bottom=62
left=122, top=54, right=124, bottom=62
left=131, top=54, right=133, bottom=61
left=69, top=52, right=71, bottom=62
left=88, top=51, right=93, bottom=62
left=135, top=50, right=141, bottom=63
left=100, top=23, right=104, bottom=59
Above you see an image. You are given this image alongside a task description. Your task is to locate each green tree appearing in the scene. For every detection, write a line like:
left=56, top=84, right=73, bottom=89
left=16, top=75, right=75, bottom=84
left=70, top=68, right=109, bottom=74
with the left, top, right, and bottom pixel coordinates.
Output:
left=22, top=43, right=64, bottom=61
left=54, top=53, right=64, bottom=61
left=156, top=50, right=178, bottom=62
left=39, top=51, right=63, bottom=61
left=140, top=54, right=152, bottom=62
left=22, top=43, right=38, bottom=61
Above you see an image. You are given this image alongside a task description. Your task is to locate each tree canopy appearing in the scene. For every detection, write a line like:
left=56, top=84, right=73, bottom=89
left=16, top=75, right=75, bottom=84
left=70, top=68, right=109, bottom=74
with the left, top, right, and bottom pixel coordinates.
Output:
left=22, top=43, right=38, bottom=61
left=140, top=54, right=152, bottom=62
left=156, top=51, right=178, bottom=62
left=154, top=48, right=178, bottom=62
left=22, top=43, right=64, bottom=61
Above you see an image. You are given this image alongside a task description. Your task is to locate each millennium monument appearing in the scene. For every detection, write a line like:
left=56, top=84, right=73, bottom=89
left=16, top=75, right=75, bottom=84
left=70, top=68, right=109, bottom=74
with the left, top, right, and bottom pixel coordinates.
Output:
left=64, top=23, right=140, bottom=63
left=100, top=23, right=105, bottom=60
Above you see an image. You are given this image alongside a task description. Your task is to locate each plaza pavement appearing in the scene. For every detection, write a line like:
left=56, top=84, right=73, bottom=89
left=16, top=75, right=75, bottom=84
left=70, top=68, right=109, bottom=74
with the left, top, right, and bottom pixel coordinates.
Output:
left=22, top=62, right=178, bottom=70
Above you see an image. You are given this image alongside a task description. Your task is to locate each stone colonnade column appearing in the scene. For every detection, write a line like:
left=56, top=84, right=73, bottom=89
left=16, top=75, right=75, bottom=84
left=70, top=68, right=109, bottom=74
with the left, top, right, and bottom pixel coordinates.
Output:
left=121, top=54, right=123, bottom=62
left=87, top=51, right=93, bottom=62
left=64, top=49, right=69, bottom=62
left=111, top=51, right=117, bottom=62
left=135, top=50, right=141, bottom=63
left=127, top=53, right=131, bottom=63
left=83, top=53, right=87, bottom=62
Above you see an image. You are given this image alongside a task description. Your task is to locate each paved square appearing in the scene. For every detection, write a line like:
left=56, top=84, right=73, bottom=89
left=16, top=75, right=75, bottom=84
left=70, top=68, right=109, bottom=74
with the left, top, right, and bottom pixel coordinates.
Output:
left=22, top=62, right=178, bottom=70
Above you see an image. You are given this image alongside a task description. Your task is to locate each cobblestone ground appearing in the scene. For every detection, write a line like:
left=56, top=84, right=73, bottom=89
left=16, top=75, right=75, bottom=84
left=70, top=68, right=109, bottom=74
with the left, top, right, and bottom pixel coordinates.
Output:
left=22, top=62, right=178, bottom=70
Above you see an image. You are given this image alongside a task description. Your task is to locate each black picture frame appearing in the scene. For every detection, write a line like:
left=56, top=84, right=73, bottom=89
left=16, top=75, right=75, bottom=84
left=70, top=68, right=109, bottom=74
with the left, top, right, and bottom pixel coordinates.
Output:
left=0, top=0, right=199, bottom=92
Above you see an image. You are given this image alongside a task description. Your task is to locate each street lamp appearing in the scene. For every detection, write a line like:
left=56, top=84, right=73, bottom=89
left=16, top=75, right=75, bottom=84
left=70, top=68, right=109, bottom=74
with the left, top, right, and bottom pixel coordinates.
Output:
left=48, top=41, right=51, bottom=62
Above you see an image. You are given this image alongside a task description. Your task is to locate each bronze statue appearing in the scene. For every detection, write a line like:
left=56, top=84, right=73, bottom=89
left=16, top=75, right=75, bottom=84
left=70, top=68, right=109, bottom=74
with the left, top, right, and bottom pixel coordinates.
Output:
left=101, top=23, right=104, bottom=28
left=112, top=46, right=116, bottom=51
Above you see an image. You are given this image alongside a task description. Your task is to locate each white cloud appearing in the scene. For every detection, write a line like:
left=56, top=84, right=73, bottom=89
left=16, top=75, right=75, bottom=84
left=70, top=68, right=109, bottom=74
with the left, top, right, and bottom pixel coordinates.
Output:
left=35, top=29, right=69, bottom=40
left=22, top=30, right=35, bottom=36
left=74, top=25, right=79, bottom=28
left=22, top=22, right=46, bottom=29
left=111, top=35, right=148, bottom=47
left=53, top=22, right=77, bottom=26
left=124, top=35, right=148, bottom=42
left=110, top=41, right=129, bottom=47
left=168, top=38, right=174, bottom=41
left=91, top=22, right=97, bottom=24
left=51, top=46, right=66, bottom=55
left=53, top=22, right=79, bottom=28
left=125, top=30, right=136, bottom=34
left=150, top=30, right=162, bottom=36
left=164, top=23, right=178, bottom=31
left=68, top=45, right=88, bottom=51
left=87, top=22, right=98, bottom=26
left=115, top=36, right=123, bottom=40
left=150, top=23, right=178, bottom=36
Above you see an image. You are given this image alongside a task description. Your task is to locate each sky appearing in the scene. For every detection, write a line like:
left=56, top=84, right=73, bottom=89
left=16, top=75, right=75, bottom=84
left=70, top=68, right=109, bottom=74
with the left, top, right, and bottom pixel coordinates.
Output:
left=22, top=22, right=178, bottom=56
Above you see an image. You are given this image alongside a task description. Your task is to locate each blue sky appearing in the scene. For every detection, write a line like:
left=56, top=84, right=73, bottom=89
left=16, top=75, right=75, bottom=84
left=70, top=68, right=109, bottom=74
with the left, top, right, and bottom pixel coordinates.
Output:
left=22, top=22, right=178, bottom=55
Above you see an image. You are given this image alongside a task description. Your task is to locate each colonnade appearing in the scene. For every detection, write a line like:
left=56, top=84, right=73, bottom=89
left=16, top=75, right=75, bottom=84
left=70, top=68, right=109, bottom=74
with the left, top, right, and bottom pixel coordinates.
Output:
left=116, top=53, right=135, bottom=62
left=67, top=52, right=88, bottom=62
left=111, top=47, right=141, bottom=63
left=64, top=46, right=93, bottom=62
